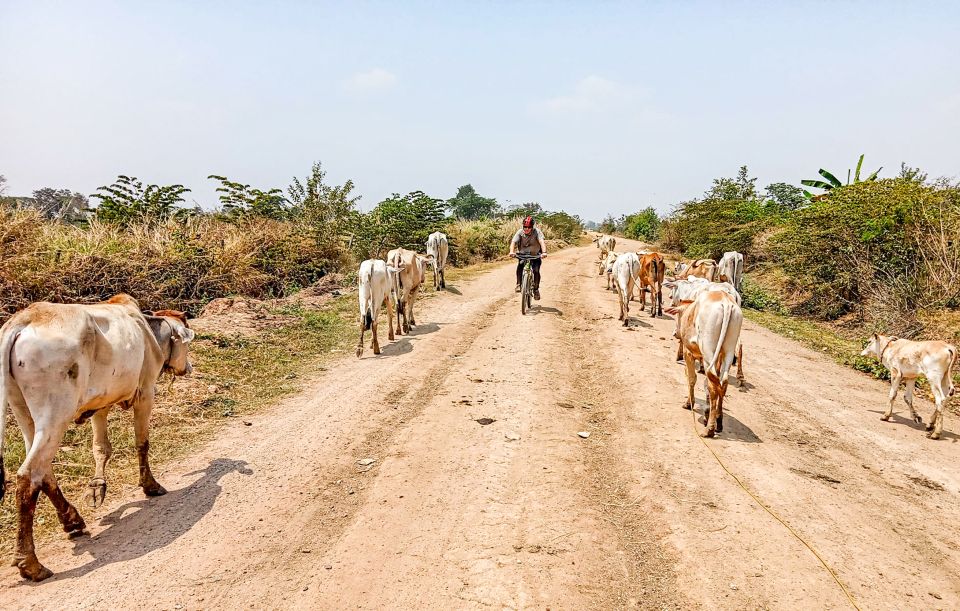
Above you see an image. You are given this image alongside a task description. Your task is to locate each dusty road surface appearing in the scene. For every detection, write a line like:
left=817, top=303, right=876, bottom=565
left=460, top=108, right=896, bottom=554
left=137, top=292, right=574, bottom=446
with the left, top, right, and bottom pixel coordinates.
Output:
left=3, top=239, right=960, bottom=610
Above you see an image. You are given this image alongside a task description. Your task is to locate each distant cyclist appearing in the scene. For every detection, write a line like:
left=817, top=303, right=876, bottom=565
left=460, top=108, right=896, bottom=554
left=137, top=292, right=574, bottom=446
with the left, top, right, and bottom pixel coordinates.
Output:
left=509, top=215, right=548, bottom=300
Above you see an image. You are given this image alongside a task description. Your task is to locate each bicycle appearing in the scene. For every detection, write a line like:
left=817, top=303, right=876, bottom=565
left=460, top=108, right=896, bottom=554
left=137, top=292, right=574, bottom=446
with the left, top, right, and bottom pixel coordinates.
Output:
left=513, top=253, right=542, bottom=315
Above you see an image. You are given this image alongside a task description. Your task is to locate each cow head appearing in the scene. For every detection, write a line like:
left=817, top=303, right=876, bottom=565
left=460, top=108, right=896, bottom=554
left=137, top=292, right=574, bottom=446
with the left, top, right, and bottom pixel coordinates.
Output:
left=860, top=333, right=894, bottom=359
left=146, top=311, right=196, bottom=376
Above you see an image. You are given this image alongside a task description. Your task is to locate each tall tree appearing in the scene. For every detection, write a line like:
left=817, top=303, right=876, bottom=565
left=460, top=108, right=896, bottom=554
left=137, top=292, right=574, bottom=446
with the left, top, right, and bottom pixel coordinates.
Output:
left=91, top=175, right=191, bottom=224
left=209, top=175, right=288, bottom=219
left=706, top=165, right=757, bottom=201
left=31, top=188, right=91, bottom=222
left=764, top=182, right=806, bottom=211
left=447, top=184, right=499, bottom=219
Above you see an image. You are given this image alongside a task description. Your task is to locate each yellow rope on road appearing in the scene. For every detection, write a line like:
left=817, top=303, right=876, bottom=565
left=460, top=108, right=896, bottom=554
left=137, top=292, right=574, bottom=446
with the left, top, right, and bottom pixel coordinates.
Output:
left=691, top=410, right=861, bottom=611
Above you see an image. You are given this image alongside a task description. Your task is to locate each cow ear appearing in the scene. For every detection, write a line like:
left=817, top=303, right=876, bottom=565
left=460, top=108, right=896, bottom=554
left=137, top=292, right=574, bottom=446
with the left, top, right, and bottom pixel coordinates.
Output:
left=179, top=327, right=196, bottom=343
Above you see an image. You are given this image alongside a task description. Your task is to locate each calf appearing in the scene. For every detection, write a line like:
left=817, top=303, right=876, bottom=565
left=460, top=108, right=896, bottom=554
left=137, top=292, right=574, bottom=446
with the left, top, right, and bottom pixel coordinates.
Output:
left=717, top=251, right=744, bottom=290
left=387, top=248, right=433, bottom=335
left=0, top=295, right=195, bottom=581
left=356, top=259, right=402, bottom=357
left=676, top=290, right=744, bottom=437
left=674, top=259, right=718, bottom=282
left=637, top=251, right=666, bottom=317
left=425, top=232, right=449, bottom=290
left=612, top=252, right=641, bottom=327
left=860, top=334, right=958, bottom=439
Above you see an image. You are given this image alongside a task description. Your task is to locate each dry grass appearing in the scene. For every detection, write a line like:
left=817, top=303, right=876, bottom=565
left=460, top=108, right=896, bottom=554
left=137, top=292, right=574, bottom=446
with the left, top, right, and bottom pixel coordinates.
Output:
left=0, top=207, right=341, bottom=322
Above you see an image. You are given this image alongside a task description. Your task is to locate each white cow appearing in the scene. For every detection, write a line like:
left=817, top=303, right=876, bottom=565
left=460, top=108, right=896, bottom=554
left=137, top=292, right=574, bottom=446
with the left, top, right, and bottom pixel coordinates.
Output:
left=425, top=232, right=449, bottom=291
left=356, top=259, right=402, bottom=357
left=0, top=295, right=195, bottom=581
left=676, top=290, right=744, bottom=437
left=595, top=234, right=617, bottom=257
left=717, top=251, right=745, bottom=291
left=612, top=252, right=641, bottom=327
left=861, top=334, right=957, bottom=439
left=387, top=248, right=433, bottom=335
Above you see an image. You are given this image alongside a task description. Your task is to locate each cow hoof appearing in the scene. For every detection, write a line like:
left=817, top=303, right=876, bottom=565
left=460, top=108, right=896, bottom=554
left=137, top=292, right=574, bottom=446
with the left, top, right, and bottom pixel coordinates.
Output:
left=87, top=478, right=107, bottom=508
left=682, top=401, right=692, bottom=411
left=880, top=414, right=891, bottom=422
left=143, top=482, right=167, bottom=497
left=914, top=414, right=923, bottom=424
left=700, top=429, right=716, bottom=439
left=716, top=418, right=723, bottom=433
left=66, top=527, right=88, bottom=540
left=927, top=432, right=941, bottom=440
left=355, top=346, right=363, bottom=358
left=15, top=556, right=53, bottom=582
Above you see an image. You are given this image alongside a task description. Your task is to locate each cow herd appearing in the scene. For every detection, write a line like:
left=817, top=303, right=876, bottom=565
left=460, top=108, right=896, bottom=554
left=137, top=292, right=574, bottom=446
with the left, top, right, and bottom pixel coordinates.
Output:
left=356, top=231, right=448, bottom=357
left=591, top=233, right=956, bottom=441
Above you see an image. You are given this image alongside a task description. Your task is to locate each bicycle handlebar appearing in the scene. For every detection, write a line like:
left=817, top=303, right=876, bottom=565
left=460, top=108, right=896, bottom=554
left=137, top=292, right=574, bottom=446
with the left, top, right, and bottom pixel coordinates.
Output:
left=512, top=253, right=543, bottom=260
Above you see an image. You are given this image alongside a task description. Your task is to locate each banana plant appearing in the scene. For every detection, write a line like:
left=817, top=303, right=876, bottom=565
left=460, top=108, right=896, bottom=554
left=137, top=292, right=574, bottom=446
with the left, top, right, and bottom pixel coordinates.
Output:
left=801, top=154, right=881, bottom=198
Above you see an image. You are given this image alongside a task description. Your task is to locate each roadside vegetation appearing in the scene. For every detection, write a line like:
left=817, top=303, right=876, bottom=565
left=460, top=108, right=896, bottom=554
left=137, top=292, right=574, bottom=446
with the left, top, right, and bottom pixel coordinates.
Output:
left=611, top=159, right=960, bottom=385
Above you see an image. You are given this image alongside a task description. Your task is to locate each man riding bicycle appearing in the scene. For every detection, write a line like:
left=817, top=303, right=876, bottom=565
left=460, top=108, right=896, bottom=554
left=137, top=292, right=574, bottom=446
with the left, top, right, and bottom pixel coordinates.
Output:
left=509, top=215, right=548, bottom=300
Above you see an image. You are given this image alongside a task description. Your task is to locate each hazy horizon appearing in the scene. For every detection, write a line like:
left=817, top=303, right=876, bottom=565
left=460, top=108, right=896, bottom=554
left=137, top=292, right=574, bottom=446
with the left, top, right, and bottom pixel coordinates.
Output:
left=2, top=1, right=958, bottom=219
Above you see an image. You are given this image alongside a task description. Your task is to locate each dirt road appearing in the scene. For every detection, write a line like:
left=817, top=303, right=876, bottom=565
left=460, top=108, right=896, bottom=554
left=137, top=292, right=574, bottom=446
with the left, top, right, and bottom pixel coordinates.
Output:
left=3, top=240, right=959, bottom=610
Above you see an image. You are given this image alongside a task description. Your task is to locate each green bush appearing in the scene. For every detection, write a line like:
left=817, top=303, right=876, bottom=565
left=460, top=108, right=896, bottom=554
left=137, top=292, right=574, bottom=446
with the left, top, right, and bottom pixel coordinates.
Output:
left=740, top=277, right=787, bottom=314
left=623, top=207, right=660, bottom=241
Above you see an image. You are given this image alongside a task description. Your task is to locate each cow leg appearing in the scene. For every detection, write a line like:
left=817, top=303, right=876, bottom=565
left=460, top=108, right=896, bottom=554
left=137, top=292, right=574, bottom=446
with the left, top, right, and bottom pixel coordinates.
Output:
left=716, top=380, right=728, bottom=433
left=682, top=351, right=697, bottom=411
left=409, top=287, right=420, bottom=327
left=928, top=384, right=947, bottom=439
left=676, top=339, right=684, bottom=363
left=735, top=343, right=745, bottom=384
left=902, top=378, right=921, bottom=424
left=703, top=378, right=719, bottom=438
left=88, top=409, right=111, bottom=507
left=440, top=268, right=445, bottom=290
left=881, top=371, right=901, bottom=421
left=13, top=422, right=65, bottom=582
left=371, top=316, right=381, bottom=355
left=41, top=474, right=85, bottom=537
left=387, top=296, right=395, bottom=341
left=133, top=394, right=167, bottom=497
left=356, top=318, right=366, bottom=357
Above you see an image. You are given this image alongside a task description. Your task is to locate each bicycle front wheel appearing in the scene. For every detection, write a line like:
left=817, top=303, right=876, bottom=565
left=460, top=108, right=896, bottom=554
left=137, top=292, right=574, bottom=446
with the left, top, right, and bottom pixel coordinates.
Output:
left=521, top=267, right=532, bottom=315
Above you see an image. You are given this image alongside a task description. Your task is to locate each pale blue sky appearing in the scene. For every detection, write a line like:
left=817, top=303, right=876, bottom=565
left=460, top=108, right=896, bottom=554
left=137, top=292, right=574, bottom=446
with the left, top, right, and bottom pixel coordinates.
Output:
left=2, top=1, right=958, bottom=220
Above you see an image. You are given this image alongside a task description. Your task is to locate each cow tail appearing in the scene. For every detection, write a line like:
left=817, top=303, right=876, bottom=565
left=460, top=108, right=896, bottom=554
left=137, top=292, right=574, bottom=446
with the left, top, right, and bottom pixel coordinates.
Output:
left=948, top=346, right=958, bottom=397
left=0, top=323, right=24, bottom=502
left=360, top=265, right=374, bottom=331
left=706, top=301, right=733, bottom=383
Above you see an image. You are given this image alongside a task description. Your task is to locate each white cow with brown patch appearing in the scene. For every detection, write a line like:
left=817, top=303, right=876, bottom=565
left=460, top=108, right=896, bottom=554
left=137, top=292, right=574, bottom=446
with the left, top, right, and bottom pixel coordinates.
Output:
left=387, top=248, right=433, bottom=335
left=0, top=295, right=195, bottom=581
left=674, top=259, right=718, bottom=282
left=676, top=290, right=744, bottom=437
left=861, top=334, right=958, bottom=439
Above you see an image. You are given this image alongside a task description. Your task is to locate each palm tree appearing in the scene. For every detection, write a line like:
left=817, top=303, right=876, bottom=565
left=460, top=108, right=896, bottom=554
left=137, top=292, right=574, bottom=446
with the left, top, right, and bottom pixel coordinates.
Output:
left=801, top=154, right=882, bottom=198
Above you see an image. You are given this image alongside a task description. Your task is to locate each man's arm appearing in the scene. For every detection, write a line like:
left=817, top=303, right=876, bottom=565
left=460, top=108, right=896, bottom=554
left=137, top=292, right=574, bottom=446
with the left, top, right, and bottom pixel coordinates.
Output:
left=509, top=231, right=519, bottom=256
left=538, top=228, right=547, bottom=256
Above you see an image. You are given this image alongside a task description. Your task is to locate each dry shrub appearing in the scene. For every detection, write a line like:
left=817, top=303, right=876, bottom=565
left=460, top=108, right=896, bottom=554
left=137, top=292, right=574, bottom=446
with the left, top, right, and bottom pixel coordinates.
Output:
left=444, top=217, right=573, bottom=266
left=0, top=207, right=340, bottom=323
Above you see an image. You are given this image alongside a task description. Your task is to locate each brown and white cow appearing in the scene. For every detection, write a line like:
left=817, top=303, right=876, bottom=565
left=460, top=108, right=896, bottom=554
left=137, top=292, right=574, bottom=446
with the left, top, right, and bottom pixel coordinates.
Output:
left=0, top=294, right=195, bottom=581
left=637, top=251, right=666, bottom=317
left=356, top=259, right=402, bottom=357
left=676, top=290, right=743, bottom=437
left=860, top=334, right=958, bottom=439
left=674, top=259, right=717, bottom=282
left=387, top=248, right=433, bottom=335
left=665, top=278, right=745, bottom=384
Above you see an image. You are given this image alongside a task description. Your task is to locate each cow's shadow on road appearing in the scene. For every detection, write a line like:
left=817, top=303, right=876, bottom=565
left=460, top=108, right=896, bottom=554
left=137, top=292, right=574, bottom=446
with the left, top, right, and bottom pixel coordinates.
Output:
left=693, top=402, right=762, bottom=443
left=867, top=409, right=959, bottom=441
left=47, top=458, right=252, bottom=582
left=441, top=286, right=463, bottom=296
left=379, top=322, right=441, bottom=357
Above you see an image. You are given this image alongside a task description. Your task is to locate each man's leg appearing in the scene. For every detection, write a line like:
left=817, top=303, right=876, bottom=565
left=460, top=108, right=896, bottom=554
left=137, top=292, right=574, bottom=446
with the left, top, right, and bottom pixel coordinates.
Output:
left=532, top=259, right=542, bottom=299
left=515, top=261, right=524, bottom=291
